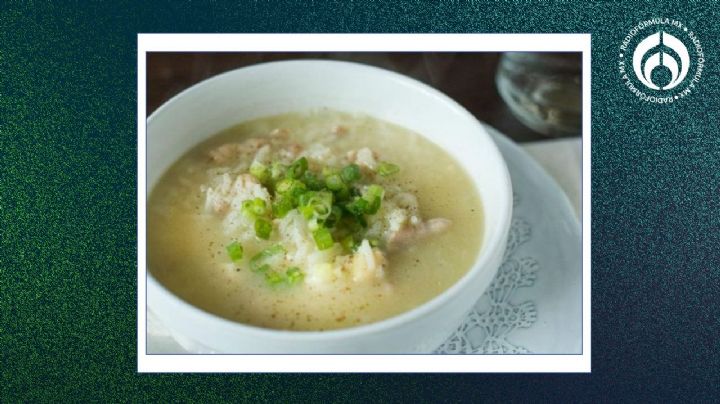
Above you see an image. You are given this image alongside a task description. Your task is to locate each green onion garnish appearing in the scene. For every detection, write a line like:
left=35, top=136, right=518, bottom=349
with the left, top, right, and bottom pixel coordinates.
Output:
left=249, top=161, right=270, bottom=183
left=345, top=197, right=369, bottom=216
left=235, top=154, right=401, bottom=272
left=286, top=267, right=304, bottom=285
left=297, top=191, right=314, bottom=210
left=272, top=196, right=294, bottom=218
left=298, top=191, right=333, bottom=220
left=286, top=157, right=308, bottom=179
left=333, top=186, right=351, bottom=202
left=303, top=171, right=324, bottom=191
left=340, top=164, right=361, bottom=183
left=270, top=162, right=287, bottom=182
left=276, top=178, right=306, bottom=204
left=250, top=244, right=285, bottom=271
left=275, top=178, right=293, bottom=194
left=312, top=227, right=334, bottom=250
left=225, top=241, right=244, bottom=262
left=377, top=161, right=400, bottom=177
left=298, top=204, right=315, bottom=221
left=363, top=184, right=384, bottom=214
left=242, top=197, right=267, bottom=219
left=265, top=271, right=285, bottom=286
left=254, top=217, right=272, bottom=240
left=253, top=263, right=270, bottom=273
left=341, top=235, right=356, bottom=252
left=321, top=166, right=337, bottom=177
left=324, top=205, right=343, bottom=228
left=325, top=173, right=344, bottom=191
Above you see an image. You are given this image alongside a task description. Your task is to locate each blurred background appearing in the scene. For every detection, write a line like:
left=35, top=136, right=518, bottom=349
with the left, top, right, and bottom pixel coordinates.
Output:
left=146, top=52, right=582, bottom=143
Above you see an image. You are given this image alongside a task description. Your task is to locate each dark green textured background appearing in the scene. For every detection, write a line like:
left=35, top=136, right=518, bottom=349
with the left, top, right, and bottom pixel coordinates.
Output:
left=1, top=1, right=718, bottom=401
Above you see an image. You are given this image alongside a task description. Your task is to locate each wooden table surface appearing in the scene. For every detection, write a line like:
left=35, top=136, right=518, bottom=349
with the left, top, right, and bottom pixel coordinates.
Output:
left=147, top=52, right=576, bottom=143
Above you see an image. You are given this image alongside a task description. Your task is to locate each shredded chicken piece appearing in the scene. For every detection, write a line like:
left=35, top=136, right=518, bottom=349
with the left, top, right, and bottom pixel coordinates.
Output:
left=349, top=240, right=386, bottom=283
left=278, top=211, right=316, bottom=267
left=346, top=147, right=378, bottom=170
left=391, top=192, right=419, bottom=213
left=304, top=247, right=346, bottom=288
left=208, top=138, right=268, bottom=164
left=386, top=218, right=452, bottom=252
left=253, top=144, right=272, bottom=164
left=278, top=143, right=303, bottom=162
left=204, top=173, right=270, bottom=215
left=302, top=144, right=332, bottom=162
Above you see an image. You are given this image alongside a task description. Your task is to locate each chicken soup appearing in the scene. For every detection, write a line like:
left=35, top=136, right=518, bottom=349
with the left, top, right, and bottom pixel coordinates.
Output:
left=148, top=109, right=483, bottom=331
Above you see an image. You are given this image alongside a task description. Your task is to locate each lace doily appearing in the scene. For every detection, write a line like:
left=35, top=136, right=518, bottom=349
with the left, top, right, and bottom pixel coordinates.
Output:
left=436, top=194, right=540, bottom=354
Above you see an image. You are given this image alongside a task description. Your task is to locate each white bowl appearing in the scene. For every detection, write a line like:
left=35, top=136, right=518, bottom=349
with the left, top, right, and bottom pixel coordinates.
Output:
left=147, top=60, right=513, bottom=353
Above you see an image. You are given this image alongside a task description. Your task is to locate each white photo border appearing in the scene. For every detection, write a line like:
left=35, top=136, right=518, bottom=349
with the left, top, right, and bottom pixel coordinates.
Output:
left=137, top=33, right=591, bottom=373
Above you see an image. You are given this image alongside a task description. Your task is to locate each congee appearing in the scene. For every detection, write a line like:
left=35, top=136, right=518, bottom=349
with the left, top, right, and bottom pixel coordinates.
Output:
left=148, top=109, right=483, bottom=331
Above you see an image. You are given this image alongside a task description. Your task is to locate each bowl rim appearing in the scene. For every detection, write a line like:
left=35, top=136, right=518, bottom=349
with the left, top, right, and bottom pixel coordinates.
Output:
left=146, top=59, right=513, bottom=342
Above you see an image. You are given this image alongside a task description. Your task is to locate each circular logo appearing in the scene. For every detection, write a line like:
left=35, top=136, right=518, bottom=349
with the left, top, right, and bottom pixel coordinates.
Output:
left=619, top=18, right=704, bottom=104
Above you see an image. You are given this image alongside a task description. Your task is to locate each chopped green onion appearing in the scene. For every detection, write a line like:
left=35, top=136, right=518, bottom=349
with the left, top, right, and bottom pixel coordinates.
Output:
left=254, top=218, right=272, bottom=240
left=242, top=198, right=267, bottom=219
left=250, top=244, right=285, bottom=271
left=298, top=204, right=315, bottom=220
left=249, top=161, right=270, bottom=183
left=240, top=154, right=400, bottom=262
left=307, top=217, right=322, bottom=231
left=302, top=171, right=324, bottom=191
left=363, top=184, right=384, bottom=214
left=297, top=191, right=314, bottom=209
left=290, top=184, right=307, bottom=203
left=253, top=263, right=270, bottom=273
left=286, top=157, right=308, bottom=179
left=345, top=197, right=369, bottom=216
left=321, top=166, right=337, bottom=178
left=286, top=267, right=304, bottom=285
left=341, top=235, right=356, bottom=252
left=341, top=185, right=383, bottom=218
left=325, top=173, right=344, bottom=191
left=312, top=227, right=334, bottom=250
left=298, top=191, right=333, bottom=220
left=334, top=186, right=351, bottom=202
left=377, top=161, right=400, bottom=177
left=324, top=205, right=343, bottom=228
left=275, top=178, right=293, bottom=194
left=276, top=178, right=306, bottom=204
left=270, top=162, right=287, bottom=182
left=340, top=164, right=361, bottom=183
left=225, top=241, right=244, bottom=262
left=346, top=216, right=366, bottom=233
left=298, top=204, right=314, bottom=220
left=272, top=196, right=294, bottom=218
left=265, top=271, right=285, bottom=286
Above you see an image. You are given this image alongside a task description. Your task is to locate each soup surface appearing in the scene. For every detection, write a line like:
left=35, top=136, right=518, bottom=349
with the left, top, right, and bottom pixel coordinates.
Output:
left=148, top=110, right=483, bottom=330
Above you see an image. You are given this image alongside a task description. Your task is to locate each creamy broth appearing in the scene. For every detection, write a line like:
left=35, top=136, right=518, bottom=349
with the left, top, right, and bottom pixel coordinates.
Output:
left=148, top=110, right=483, bottom=330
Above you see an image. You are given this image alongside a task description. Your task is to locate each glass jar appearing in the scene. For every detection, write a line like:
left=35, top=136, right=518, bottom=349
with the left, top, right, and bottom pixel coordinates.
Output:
left=496, top=53, right=582, bottom=137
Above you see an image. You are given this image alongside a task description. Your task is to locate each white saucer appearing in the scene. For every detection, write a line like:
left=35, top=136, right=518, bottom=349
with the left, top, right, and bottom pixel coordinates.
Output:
left=146, top=126, right=582, bottom=355
left=436, top=126, right=582, bottom=354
